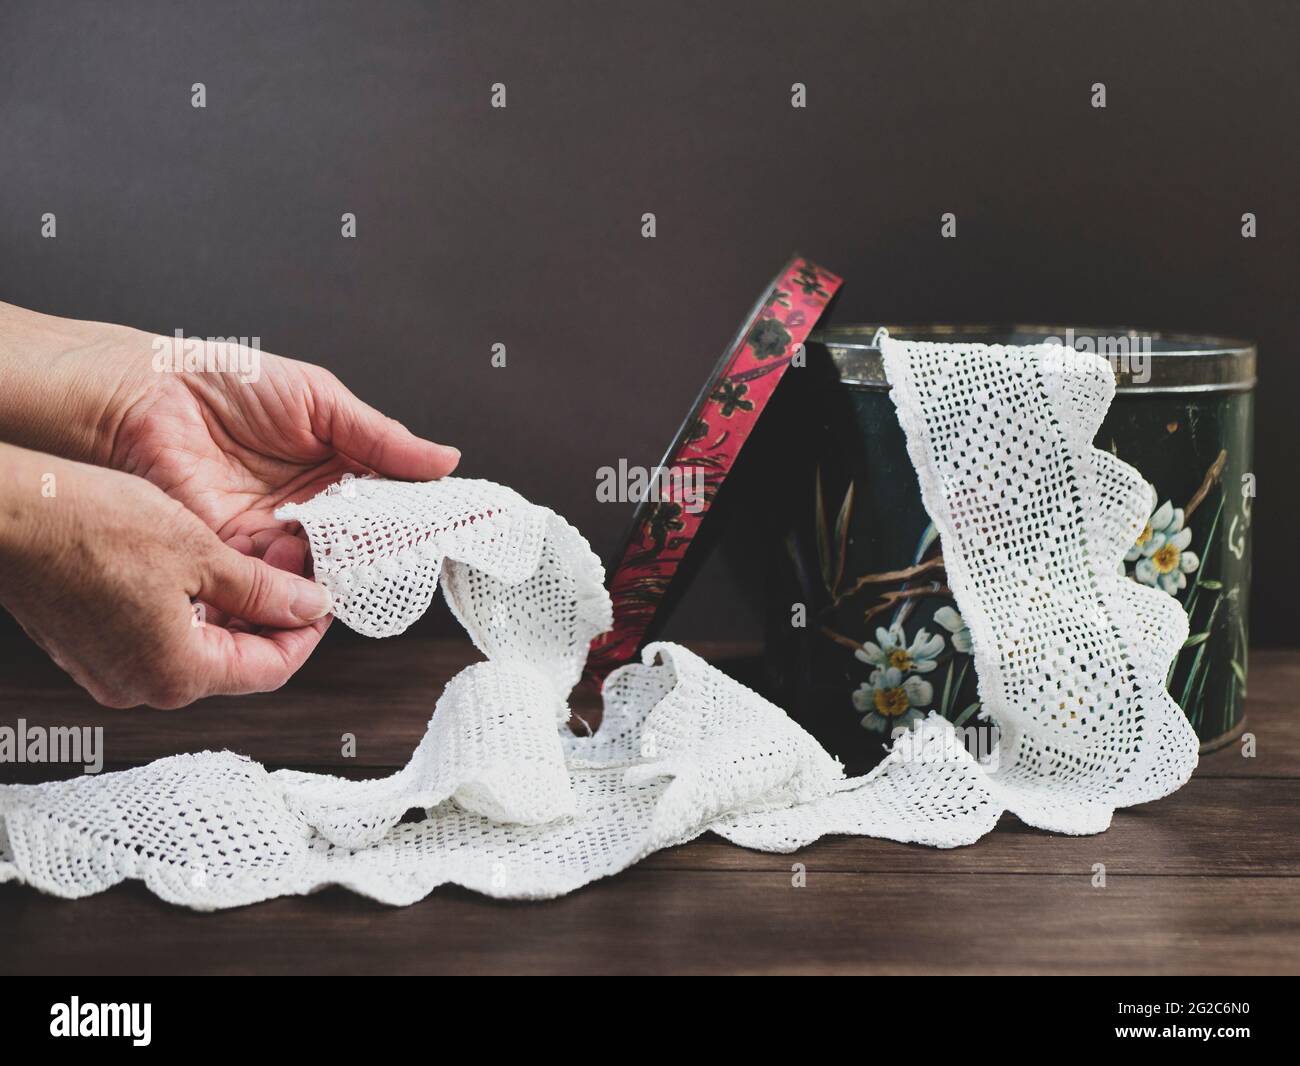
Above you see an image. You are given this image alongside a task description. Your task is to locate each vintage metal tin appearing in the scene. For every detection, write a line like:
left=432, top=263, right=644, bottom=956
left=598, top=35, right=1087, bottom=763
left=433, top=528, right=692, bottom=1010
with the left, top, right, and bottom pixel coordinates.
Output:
left=766, top=325, right=1255, bottom=773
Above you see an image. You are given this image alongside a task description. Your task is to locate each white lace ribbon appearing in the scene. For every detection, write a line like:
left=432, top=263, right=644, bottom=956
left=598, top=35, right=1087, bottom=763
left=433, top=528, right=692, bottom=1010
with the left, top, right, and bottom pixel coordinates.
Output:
left=0, top=341, right=1195, bottom=908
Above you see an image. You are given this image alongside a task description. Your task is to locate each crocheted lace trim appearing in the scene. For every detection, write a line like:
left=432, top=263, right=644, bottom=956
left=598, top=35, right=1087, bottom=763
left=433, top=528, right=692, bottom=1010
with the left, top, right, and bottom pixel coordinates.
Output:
left=0, top=340, right=1195, bottom=908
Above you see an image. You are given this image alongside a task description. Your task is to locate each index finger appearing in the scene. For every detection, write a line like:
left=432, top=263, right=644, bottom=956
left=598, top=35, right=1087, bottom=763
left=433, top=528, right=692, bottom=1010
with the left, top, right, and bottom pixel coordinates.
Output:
left=314, top=371, right=460, bottom=481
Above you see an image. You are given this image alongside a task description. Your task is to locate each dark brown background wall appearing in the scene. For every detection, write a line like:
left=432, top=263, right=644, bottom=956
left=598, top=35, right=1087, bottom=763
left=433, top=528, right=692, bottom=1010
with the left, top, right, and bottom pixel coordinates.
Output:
left=1, top=0, right=1296, bottom=653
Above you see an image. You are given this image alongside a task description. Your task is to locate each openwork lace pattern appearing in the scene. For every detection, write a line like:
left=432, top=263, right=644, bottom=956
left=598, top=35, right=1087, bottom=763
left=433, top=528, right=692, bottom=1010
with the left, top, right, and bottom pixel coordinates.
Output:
left=0, top=342, right=1195, bottom=908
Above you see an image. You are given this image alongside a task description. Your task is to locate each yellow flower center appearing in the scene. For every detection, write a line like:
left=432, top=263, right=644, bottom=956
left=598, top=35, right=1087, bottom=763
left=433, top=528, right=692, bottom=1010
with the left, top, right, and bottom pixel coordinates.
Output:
left=873, top=687, right=911, bottom=718
left=1152, top=543, right=1181, bottom=574
left=1135, top=522, right=1153, bottom=547
left=887, top=649, right=914, bottom=671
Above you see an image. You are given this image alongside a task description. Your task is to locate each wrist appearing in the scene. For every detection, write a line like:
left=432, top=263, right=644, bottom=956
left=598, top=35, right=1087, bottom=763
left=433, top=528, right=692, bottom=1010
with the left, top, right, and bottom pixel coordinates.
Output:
left=0, top=302, right=146, bottom=466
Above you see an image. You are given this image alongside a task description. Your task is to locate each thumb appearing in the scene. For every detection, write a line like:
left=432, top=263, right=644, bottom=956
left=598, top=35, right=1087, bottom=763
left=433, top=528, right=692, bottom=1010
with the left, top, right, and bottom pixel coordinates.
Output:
left=200, top=544, right=333, bottom=628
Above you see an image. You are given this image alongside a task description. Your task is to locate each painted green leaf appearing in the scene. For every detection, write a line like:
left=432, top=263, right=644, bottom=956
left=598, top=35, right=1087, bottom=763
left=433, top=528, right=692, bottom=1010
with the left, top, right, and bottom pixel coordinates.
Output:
left=814, top=468, right=833, bottom=595
left=940, top=662, right=955, bottom=717
left=831, top=483, right=854, bottom=596
left=1179, top=641, right=1209, bottom=713
left=914, top=522, right=940, bottom=561
left=1182, top=498, right=1224, bottom=611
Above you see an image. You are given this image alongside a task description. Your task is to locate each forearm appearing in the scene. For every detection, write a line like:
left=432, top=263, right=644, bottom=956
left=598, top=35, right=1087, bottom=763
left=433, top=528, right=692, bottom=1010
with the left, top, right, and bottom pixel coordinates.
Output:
left=0, top=441, right=87, bottom=578
left=0, top=301, right=142, bottom=466
left=0, top=443, right=62, bottom=607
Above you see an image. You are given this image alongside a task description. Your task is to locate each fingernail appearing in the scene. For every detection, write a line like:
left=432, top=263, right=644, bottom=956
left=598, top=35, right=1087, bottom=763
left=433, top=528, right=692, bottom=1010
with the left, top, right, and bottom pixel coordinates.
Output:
left=292, top=583, right=333, bottom=622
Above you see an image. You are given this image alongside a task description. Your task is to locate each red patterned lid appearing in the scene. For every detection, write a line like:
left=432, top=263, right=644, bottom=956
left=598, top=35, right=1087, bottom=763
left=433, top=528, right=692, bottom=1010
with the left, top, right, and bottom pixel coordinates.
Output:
left=584, top=254, right=842, bottom=685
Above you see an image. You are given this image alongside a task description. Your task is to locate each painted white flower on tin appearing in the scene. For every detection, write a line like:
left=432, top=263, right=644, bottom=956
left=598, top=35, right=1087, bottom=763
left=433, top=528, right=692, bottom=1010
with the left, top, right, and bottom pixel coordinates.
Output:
left=854, top=624, right=944, bottom=673
left=933, top=605, right=973, bottom=654
left=853, top=667, right=933, bottom=732
left=1126, top=499, right=1200, bottom=595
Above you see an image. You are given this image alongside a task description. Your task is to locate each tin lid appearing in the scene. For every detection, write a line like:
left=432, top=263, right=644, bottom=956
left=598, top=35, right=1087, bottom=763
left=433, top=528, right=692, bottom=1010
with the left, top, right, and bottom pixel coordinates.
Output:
left=814, top=324, right=1256, bottom=393
left=584, top=255, right=842, bottom=685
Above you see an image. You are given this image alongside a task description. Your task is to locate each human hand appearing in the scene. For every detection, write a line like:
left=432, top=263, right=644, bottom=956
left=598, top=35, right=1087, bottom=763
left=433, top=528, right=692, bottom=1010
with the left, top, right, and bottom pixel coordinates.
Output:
left=0, top=301, right=458, bottom=579
left=110, top=340, right=458, bottom=580
left=0, top=444, right=335, bottom=708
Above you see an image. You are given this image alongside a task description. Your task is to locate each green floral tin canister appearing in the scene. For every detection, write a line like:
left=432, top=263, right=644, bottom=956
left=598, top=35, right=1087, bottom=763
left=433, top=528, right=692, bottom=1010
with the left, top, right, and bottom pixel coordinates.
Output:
left=765, top=325, right=1255, bottom=774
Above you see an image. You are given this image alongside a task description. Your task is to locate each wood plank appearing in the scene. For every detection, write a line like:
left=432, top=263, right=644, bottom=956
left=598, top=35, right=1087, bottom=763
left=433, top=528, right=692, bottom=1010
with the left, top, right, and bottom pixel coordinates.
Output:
left=2, top=641, right=1295, bottom=976
left=1, top=639, right=1295, bottom=777
left=1197, top=649, right=1300, bottom=778
left=2, top=870, right=1295, bottom=976
left=639, top=777, right=1300, bottom=876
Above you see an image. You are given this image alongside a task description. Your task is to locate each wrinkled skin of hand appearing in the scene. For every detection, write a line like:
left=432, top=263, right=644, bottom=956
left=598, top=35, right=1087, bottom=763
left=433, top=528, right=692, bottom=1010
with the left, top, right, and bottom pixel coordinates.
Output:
left=0, top=449, right=336, bottom=708
left=106, top=336, right=458, bottom=583
left=0, top=306, right=459, bottom=707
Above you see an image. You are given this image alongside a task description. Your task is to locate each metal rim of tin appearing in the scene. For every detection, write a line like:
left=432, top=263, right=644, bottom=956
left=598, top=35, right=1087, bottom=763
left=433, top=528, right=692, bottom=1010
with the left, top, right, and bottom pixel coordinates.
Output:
left=1200, top=716, right=1249, bottom=755
left=813, top=324, right=1256, bottom=394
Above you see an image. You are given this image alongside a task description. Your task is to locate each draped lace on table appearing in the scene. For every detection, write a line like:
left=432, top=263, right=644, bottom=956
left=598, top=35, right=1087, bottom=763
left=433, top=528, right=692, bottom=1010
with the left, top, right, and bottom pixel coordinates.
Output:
left=0, top=339, right=1197, bottom=908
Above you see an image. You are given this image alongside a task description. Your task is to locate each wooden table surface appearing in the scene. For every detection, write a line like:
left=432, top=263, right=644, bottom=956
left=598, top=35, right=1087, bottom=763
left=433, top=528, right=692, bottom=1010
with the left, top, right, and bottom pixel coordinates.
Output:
left=2, top=638, right=1297, bottom=975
